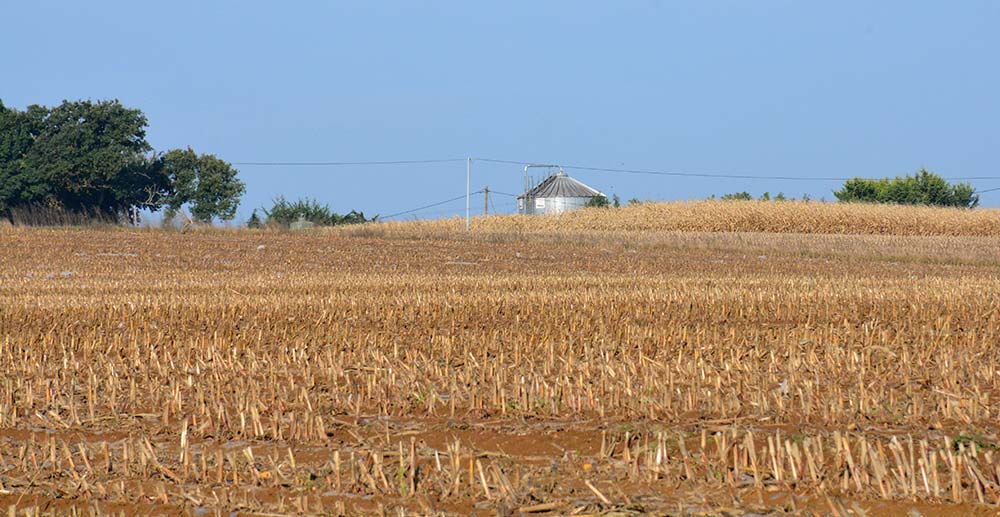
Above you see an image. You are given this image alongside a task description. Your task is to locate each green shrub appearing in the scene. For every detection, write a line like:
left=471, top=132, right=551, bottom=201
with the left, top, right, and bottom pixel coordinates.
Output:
left=585, top=196, right=610, bottom=208
left=261, top=196, right=375, bottom=227
left=720, top=192, right=753, bottom=201
left=246, top=210, right=263, bottom=228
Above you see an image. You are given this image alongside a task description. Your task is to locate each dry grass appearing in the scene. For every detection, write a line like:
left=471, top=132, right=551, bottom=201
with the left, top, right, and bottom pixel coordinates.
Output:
left=2, top=221, right=1000, bottom=514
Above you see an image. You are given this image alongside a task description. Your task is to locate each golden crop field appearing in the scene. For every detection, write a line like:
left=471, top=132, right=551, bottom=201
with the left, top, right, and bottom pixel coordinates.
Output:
left=363, top=200, right=1000, bottom=238
left=2, top=201, right=1000, bottom=516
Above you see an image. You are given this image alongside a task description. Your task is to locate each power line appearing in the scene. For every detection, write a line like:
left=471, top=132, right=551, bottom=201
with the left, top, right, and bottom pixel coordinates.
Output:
left=475, top=158, right=532, bottom=166
left=233, top=158, right=465, bottom=166
left=232, top=155, right=1000, bottom=182
left=490, top=190, right=520, bottom=197
left=566, top=164, right=850, bottom=181
left=382, top=191, right=482, bottom=220
left=389, top=208, right=470, bottom=220
left=474, top=158, right=849, bottom=181
left=475, top=157, right=1000, bottom=182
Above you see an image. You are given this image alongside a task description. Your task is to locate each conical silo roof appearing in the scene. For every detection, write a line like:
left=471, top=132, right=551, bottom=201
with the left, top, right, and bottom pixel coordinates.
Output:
left=521, top=171, right=603, bottom=198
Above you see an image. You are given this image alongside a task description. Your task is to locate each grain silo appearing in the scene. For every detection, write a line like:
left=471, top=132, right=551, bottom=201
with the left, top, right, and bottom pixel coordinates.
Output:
left=517, top=169, right=605, bottom=215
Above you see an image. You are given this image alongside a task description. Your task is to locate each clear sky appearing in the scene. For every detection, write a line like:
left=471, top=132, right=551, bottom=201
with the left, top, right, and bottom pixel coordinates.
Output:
left=5, top=1, right=999, bottom=220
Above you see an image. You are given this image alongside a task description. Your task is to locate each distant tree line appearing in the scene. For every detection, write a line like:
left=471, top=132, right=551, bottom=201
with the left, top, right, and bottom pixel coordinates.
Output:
left=586, top=194, right=644, bottom=208
left=248, top=196, right=375, bottom=228
left=716, top=169, right=977, bottom=208
left=0, top=99, right=245, bottom=225
left=715, top=192, right=807, bottom=202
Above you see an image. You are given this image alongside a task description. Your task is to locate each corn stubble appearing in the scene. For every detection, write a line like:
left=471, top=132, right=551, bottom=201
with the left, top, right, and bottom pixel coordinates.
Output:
left=2, top=204, right=1000, bottom=515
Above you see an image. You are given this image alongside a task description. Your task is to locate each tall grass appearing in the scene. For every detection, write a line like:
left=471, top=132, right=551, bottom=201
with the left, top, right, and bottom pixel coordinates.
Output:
left=4, top=204, right=122, bottom=226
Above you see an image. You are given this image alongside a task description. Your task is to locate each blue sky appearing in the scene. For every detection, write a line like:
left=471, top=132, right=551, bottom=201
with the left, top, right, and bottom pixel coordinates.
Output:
left=5, top=1, right=999, bottom=220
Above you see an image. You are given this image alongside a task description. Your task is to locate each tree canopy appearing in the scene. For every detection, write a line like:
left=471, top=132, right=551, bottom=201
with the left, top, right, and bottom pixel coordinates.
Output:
left=160, top=148, right=245, bottom=223
left=834, top=169, right=978, bottom=208
left=0, top=99, right=245, bottom=224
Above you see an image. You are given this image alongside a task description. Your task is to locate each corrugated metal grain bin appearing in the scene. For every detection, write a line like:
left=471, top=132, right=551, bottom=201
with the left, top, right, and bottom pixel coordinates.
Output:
left=517, top=171, right=604, bottom=215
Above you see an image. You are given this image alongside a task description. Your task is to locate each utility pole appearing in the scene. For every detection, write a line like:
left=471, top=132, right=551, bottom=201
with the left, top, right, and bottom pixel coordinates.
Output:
left=484, top=185, right=489, bottom=216
left=465, top=157, right=471, bottom=231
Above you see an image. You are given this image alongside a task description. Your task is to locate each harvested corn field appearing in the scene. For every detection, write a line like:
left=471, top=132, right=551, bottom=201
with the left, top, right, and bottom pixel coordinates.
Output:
left=2, top=214, right=1000, bottom=515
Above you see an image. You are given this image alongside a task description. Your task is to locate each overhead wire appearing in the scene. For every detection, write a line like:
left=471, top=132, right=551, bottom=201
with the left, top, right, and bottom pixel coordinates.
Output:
left=474, top=157, right=1000, bottom=182
left=489, top=190, right=520, bottom=198
left=390, top=209, right=469, bottom=220
left=381, top=190, right=482, bottom=220
left=233, top=156, right=1000, bottom=182
left=474, top=158, right=849, bottom=181
left=233, top=158, right=465, bottom=166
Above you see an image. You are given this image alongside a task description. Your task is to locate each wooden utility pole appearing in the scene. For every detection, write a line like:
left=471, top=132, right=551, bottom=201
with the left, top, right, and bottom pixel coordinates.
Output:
left=466, top=158, right=471, bottom=231
left=484, top=185, right=489, bottom=216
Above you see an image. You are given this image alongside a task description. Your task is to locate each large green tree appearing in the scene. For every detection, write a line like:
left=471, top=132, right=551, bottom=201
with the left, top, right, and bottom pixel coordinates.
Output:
left=0, top=99, right=244, bottom=224
left=160, top=148, right=245, bottom=223
left=0, top=102, right=51, bottom=211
